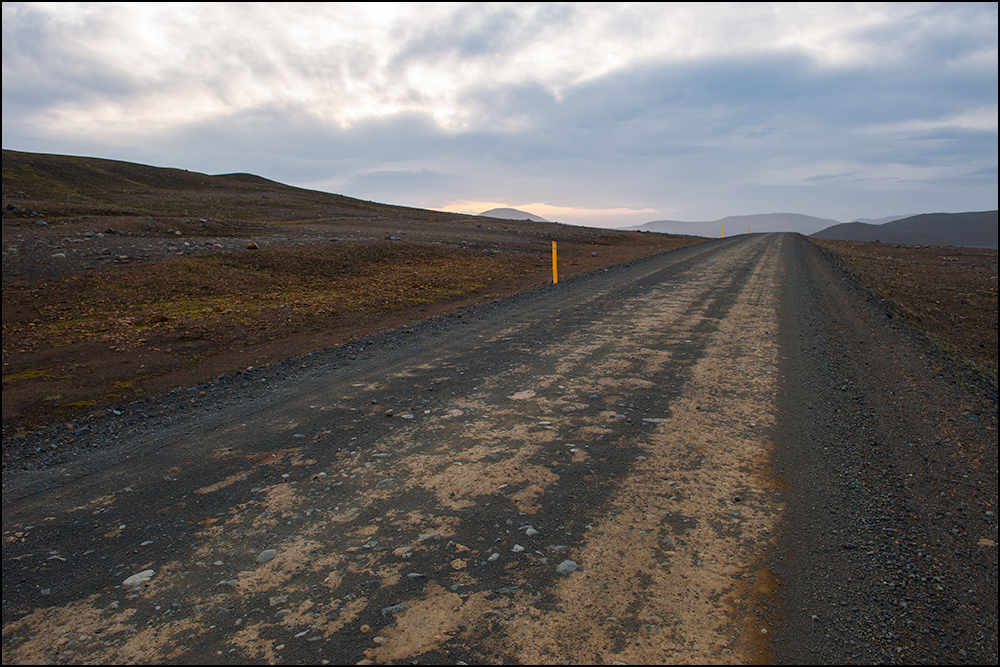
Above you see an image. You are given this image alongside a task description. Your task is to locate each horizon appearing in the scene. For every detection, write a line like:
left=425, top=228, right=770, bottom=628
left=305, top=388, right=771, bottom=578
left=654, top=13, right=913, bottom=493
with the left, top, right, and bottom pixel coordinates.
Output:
left=3, top=3, right=996, bottom=228
left=3, top=145, right=989, bottom=238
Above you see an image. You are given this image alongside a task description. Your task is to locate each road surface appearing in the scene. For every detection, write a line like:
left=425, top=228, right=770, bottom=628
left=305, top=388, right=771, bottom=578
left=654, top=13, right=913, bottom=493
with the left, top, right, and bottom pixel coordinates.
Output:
left=3, top=233, right=996, bottom=664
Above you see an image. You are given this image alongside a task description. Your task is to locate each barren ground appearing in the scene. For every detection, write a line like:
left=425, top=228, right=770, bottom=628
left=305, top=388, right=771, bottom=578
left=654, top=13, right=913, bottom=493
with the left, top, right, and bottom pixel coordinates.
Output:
left=3, top=149, right=698, bottom=439
left=810, top=239, right=997, bottom=386
left=2, top=151, right=997, bottom=665
left=3, top=234, right=996, bottom=665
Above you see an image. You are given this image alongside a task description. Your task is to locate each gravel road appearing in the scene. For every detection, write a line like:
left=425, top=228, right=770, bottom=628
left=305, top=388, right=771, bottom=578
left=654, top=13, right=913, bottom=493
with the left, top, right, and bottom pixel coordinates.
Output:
left=2, top=233, right=996, bottom=664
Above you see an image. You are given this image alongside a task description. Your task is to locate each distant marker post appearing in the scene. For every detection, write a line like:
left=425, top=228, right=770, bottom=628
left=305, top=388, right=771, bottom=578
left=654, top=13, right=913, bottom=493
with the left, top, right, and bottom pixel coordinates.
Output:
left=721, top=226, right=725, bottom=238
left=552, top=242, right=558, bottom=284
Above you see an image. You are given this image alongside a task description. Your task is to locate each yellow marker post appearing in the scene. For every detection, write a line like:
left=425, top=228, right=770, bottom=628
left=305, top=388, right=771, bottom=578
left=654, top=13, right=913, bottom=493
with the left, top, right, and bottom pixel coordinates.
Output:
left=552, top=242, right=558, bottom=284
left=721, top=226, right=725, bottom=238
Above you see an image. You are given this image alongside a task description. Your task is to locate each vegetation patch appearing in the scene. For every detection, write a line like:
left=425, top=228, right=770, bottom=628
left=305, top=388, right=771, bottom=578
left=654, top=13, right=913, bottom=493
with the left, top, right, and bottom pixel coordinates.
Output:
left=2, top=369, right=63, bottom=384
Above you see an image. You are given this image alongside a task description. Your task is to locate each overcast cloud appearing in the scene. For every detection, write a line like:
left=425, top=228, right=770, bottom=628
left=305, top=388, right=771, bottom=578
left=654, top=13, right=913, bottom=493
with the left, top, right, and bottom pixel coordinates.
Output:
left=2, top=2, right=997, bottom=230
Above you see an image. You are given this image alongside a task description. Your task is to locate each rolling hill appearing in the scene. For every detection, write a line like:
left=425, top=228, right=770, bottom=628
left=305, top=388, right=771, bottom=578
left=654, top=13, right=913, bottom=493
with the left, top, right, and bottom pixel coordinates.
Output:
left=811, top=211, right=998, bottom=249
left=628, top=212, right=841, bottom=237
left=477, top=207, right=550, bottom=222
left=1, top=148, right=484, bottom=226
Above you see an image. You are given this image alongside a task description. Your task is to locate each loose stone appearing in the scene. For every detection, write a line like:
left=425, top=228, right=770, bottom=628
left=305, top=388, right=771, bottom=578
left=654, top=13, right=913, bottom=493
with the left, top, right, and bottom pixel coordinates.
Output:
left=508, top=390, right=536, bottom=400
left=123, top=570, right=155, bottom=586
left=382, top=603, right=409, bottom=617
left=556, top=559, right=579, bottom=574
left=417, top=532, right=442, bottom=542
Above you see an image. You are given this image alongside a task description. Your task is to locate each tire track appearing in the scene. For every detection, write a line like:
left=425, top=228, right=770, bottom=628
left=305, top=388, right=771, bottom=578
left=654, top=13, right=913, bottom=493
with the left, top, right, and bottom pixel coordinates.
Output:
left=4, top=235, right=790, bottom=664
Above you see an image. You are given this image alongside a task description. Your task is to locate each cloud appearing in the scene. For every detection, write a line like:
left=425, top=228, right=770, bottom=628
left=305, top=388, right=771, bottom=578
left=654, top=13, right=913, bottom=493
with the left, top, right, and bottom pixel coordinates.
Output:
left=863, top=106, right=999, bottom=136
left=340, top=168, right=458, bottom=203
left=11, top=3, right=988, bottom=136
left=2, top=2, right=996, bottom=225
left=804, top=172, right=861, bottom=183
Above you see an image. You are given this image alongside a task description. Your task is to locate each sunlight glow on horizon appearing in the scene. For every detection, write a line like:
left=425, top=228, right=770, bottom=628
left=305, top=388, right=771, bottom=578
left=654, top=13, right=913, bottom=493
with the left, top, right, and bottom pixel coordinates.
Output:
left=432, top=200, right=663, bottom=227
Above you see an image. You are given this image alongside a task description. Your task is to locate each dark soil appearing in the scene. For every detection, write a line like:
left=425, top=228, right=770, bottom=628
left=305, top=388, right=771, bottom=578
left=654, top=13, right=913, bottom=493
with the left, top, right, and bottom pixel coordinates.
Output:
left=3, top=149, right=699, bottom=440
left=811, top=239, right=997, bottom=385
left=3, top=150, right=996, bottom=665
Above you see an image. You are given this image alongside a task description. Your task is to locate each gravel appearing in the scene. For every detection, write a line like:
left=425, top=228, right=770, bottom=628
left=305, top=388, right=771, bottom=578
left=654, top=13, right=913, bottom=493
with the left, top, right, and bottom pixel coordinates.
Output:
left=3, top=236, right=994, bottom=664
left=768, top=235, right=997, bottom=665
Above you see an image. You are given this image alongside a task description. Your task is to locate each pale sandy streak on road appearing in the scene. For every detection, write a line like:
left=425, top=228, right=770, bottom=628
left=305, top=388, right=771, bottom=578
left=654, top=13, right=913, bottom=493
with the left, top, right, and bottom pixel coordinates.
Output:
left=2, top=236, right=790, bottom=665
left=368, top=237, right=786, bottom=663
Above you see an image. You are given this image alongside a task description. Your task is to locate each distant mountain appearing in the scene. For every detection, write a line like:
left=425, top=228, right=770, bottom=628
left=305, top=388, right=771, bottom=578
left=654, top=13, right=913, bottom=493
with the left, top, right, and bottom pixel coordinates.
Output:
left=478, top=207, right=550, bottom=222
left=628, top=212, right=841, bottom=237
left=811, top=211, right=998, bottom=249
left=851, top=214, right=916, bottom=225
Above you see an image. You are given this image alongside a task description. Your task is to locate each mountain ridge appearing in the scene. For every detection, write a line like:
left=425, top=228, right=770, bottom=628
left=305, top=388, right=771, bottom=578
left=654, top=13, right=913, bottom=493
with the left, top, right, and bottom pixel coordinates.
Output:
left=626, top=212, right=841, bottom=237
left=811, top=211, right=998, bottom=249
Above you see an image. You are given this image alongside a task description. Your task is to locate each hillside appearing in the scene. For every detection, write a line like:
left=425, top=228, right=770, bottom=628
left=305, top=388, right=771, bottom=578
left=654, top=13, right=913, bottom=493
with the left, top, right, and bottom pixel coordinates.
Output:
left=2, top=149, right=701, bottom=437
left=811, top=211, right=998, bottom=249
left=478, top=207, right=550, bottom=222
left=2, top=149, right=492, bottom=229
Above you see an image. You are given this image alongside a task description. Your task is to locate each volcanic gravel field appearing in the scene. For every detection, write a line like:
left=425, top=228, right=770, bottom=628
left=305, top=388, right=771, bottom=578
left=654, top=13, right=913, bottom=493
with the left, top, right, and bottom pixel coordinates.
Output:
left=3, top=233, right=996, bottom=664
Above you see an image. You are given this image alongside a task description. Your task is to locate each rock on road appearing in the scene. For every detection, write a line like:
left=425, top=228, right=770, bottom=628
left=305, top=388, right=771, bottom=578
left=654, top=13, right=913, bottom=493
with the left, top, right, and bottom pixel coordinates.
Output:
left=2, top=233, right=996, bottom=665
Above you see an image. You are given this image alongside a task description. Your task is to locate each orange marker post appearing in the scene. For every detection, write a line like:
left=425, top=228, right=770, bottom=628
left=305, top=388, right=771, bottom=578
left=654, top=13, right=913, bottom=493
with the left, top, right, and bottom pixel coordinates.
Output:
left=552, top=242, right=558, bottom=284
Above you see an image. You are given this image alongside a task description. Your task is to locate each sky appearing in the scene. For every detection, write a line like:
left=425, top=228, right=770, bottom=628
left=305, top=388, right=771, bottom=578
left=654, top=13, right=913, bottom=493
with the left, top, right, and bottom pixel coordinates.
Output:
left=2, top=2, right=997, bottom=231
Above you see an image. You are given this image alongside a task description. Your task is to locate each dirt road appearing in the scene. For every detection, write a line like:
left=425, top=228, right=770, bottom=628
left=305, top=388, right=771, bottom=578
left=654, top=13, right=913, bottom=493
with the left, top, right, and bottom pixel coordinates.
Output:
left=2, top=234, right=996, bottom=664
